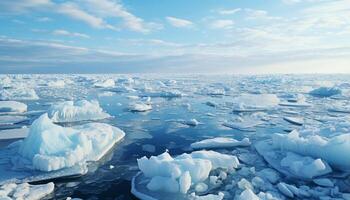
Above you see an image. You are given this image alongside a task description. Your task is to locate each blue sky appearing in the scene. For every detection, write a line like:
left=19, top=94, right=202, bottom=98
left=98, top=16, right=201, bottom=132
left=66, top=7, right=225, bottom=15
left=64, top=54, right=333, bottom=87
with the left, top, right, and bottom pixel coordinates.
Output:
left=0, top=0, right=350, bottom=73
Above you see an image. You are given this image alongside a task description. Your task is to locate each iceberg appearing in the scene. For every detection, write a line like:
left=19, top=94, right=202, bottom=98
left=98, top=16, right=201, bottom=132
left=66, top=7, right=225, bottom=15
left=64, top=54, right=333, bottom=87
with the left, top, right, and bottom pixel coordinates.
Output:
left=0, top=101, right=27, bottom=113
left=309, top=87, right=342, bottom=97
left=48, top=100, right=111, bottom=123
left=0, top=182, right=54, bottom=200
left=272, top=130, right=350, bottom=171
left=132, top=150, right=239, bottom=199
left=191, top=137, right=250, bottom=149
left=18, top=113, right=125, bottom=172
left=232, top=94, right=280, bottom=112
left=93, top=79, right=115, bottom=88
left=0, top=88, right=39, bottom=100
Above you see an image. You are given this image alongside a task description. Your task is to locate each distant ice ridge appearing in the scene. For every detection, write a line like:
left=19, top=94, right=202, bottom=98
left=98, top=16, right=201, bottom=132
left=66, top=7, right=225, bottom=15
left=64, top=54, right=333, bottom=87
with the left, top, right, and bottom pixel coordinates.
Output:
left=133, top=150, right=239, bottom=198
left=272, top=130, right=350, bottom=171
left=309, top=87, right=342, bottom=97
left=93, top=79, right=115, bottom=88
left=0, top=101, right=27, bottom=113
left=0, top=87, right=39, bottom=100
left=0, top=182, right=54, bottom=200
left=18, top=113, right=125, bottom=172
left=232, top=94, right=280, bottom=112
left=48, top=100, right=111, bottom=123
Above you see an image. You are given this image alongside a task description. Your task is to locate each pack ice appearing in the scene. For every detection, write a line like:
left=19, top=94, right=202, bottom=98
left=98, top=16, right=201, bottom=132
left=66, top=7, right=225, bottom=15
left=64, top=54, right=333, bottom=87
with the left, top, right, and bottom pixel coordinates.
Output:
left=0, top=182, right=54, bottom=200
left=0, top=87, right=39, bottom=100
left=48, top=100, right=111, bottom=122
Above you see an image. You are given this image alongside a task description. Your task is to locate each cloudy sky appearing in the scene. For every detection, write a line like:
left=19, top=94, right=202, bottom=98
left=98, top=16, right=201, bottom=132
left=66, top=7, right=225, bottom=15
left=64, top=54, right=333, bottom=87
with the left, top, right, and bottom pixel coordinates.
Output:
left=1, top=0, right=350, bottom=73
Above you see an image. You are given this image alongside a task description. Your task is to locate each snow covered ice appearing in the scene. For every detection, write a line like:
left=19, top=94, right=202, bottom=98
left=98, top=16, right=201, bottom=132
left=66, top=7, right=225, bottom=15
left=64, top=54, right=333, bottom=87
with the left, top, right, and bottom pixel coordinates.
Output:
left=48, top=100, right=111, bottom=122
left=0, top=101, right=27, bottom=113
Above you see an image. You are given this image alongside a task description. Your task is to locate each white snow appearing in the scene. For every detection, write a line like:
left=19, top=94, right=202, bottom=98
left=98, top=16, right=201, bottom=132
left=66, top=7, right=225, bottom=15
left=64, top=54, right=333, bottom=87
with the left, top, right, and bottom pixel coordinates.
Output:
left=273, top=130, right=350, bottom=171
left=0, top=101, right=27, bottom=113
left=0, top=88, right=39, bottom=100
left=191, top=137, right=250, bottom=149
left=18, top=113, right=125, bottom=172
left=232, top=94, right=280, bottom=112
left=309, top=87, right=342, bottom=97
left=136, top=150, right=239, bottom=194
left=48, top=100, right=111, bottom=123
left=0, top=182, right=54, bottom=200
left=93, top=79, right=115, bottom=88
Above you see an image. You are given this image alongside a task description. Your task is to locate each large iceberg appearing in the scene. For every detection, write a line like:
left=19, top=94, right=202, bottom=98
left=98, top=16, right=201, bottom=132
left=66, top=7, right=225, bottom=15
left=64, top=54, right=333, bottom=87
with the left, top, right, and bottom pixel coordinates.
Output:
left=0, top=101, right=27, bottom=113
left=18, top=113, right=125, bottom=172
left=48, top=100, right=111, bottom=123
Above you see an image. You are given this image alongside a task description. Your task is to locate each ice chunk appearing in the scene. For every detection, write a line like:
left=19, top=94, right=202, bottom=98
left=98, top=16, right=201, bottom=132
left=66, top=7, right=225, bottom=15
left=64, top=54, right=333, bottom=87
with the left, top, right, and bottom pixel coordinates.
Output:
left=18, top=113, right=125, bottom=172
left=0, top=101, right=27, bottom=113
left=309, top=87, right=341, bottom=97
left=135, top=150, right=239, bottom=195
left=48, top=100, right=111, bottom=123
left=280, top=152, right=332, bottom=179
left=273, top=130, right=350, bottom=171
left=0, top=182, right=54, bottom=200
left=93, top=79, right=115, bottom=88
left=0, top=88, right=39, bottom=100
left=184, top=119, right=200, bottom=126
left=232, top=94, right=280, bottom=112
left=223, top=118, right=263, bottom=132
left=238, top=189, right=259, bottom=200
left=191, top=137, right=250, bottom=149
left=129, top=102, right=152, bottom=112
left=283, top=116, right=303, bottom=126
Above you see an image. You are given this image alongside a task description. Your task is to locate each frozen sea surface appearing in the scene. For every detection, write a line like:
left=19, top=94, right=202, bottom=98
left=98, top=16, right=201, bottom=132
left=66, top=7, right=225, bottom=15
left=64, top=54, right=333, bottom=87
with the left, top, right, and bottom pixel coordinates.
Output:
left=0, top=74, right=350, bottom=200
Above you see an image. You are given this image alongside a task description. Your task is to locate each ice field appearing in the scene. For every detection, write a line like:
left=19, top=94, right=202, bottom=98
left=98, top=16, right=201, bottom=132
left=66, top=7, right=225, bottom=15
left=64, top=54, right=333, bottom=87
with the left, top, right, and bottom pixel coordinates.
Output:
left=0, top=74, right=350, bottom=200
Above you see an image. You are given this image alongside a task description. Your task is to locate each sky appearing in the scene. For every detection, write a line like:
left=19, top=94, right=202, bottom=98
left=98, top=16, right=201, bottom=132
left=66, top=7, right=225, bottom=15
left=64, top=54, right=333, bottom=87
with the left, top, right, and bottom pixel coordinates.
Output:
left=0, top=0, right=350, bottom=74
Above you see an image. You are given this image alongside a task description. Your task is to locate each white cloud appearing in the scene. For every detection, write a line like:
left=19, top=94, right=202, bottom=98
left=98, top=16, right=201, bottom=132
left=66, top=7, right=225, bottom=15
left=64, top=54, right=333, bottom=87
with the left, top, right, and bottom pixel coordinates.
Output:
left=52, top=29, right=90, bottom=39
left=166, top=16, right=193, bottom=28
left=218, top=8, right=241, bottom=15
left=210, top=20, right=234, bottom=29
left=81, top=0, right=149, bottom=33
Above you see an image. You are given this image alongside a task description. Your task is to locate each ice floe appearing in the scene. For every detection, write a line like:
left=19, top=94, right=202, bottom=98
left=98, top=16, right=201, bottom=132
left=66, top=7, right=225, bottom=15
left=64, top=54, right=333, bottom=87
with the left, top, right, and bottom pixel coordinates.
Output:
left=0, top=116, right=28, bottom=126
left=0, top=127, right=29, bottom=140
left=129, top=102, right=152, bottom=112
left=48, top=100, right=111, bottom=123
left=191, top=137, right=250, bottom=149
left=93, top=79, right=115, bottom=88
left=0, top=88, right=39, bottom=100
left=309, top=87, right=342, bottom=97
left=0, top=182, right=54, bottom=200
left=0, top=101, right=27, bottom=113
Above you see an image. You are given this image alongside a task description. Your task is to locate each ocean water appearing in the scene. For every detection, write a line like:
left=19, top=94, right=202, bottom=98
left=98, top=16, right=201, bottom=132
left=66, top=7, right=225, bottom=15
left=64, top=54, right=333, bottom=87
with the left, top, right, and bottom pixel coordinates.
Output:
left=0, top=74, right=350, bottom=199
